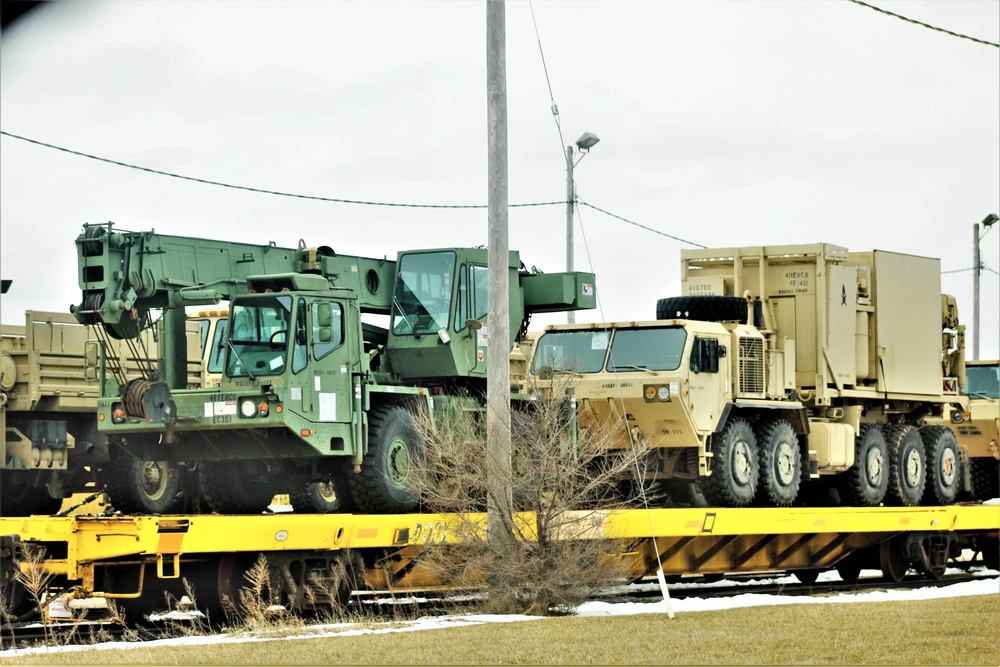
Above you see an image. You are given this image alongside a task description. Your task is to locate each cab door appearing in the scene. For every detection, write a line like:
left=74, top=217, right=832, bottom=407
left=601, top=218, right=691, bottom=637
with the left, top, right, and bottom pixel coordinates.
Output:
left=287, top=298, right=354, bottom=424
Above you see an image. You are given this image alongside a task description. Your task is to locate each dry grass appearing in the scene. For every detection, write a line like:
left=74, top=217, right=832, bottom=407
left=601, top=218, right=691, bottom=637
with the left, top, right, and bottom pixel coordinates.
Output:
left=410, top=393, right=655, bottom=615
left=5, top=594, right=996, bottom=665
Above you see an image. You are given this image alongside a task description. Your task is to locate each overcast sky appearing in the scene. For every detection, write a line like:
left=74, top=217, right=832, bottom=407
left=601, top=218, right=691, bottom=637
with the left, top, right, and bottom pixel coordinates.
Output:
left=1, top=1, right=997, bottom=357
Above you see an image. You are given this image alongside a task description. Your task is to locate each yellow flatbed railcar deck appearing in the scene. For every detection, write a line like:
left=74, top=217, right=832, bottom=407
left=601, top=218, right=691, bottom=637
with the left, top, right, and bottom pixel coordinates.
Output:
left=2, top=505, right=997, bottom=619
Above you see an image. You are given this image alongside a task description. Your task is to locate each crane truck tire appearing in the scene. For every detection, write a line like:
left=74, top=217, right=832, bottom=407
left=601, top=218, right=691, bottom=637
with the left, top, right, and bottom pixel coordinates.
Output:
left=835, top=424, right=889, bottom=507
left=655, top=296, right=748, bottom=323
left=919, top=425, right=961, bottom=505
left=884, top=424, right=927, bottom=506
left=291, top=480, right=342, bottom=513
left=699, top=417, right=758, bottom=507
left=102, top=448, right=184, bottom=515
left=198, top=461, right=282, bottom=514
left=348, top=404, right=423, bottom=514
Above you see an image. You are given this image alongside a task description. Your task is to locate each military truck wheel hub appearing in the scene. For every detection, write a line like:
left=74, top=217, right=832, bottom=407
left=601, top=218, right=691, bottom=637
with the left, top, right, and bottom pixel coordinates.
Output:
left=140, top=461, right=169, bottom=501
left=904, top=450, right=922, bottom=487
left=776, top=442, right=796, bottom=485
left=865, top=448, right=884, bottom=486
left=386, top=436, right=411, bottom=487
left=733, top=441, right=753, bottom=485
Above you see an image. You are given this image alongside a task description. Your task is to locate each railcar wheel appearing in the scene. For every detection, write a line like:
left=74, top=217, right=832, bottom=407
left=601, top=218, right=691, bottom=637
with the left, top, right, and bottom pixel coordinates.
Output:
left=835, top=424, right=888, bottom=507
left=349, top=404, right=423, bottom=513
left=701, top=417, right=758, bottom=507
left=879, top=538, right=910, bottom=583
left=920, top=425, right=960, bottom=505
left=969, top=457, right=999, bottom=501
left=756, top=419, right=801, bottom=507
left=884, top=425, right=926, bottom=506
left=103, top=448, right=183, bottom=514
left=199, top=462, right=281, bottom=514
left=835, top=556, right=863, bottom=584
left=794, top=569, right=822, bottom=585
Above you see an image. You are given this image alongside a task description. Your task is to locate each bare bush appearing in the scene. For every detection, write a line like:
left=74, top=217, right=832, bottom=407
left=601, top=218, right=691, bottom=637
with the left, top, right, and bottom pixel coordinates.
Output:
left=411, top=388, right=658, bottom=615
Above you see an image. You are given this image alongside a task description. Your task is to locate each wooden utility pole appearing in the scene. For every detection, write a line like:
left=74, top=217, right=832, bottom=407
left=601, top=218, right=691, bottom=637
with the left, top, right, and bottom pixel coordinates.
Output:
left=486, top=0, right=513, bottom=546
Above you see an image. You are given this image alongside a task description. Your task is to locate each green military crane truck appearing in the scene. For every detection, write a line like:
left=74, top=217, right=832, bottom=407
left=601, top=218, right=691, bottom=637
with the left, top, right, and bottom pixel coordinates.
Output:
left=73, top=223, right=596, bottom=515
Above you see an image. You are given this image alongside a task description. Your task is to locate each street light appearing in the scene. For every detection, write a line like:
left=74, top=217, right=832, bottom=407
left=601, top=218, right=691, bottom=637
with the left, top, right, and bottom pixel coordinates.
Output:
left=973, top=212, right=998, bottom=360
left=566, top=132, right=600, bottom=323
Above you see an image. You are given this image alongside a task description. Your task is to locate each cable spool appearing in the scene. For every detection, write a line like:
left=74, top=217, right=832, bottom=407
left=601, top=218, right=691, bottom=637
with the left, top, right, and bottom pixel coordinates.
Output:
left=81, top=225, right=107, bottom=257
left=121, top=378, right=177, bottom=425
left=122, top=378, right=153, bottom=419
left=82, top=292, right=105, bottom=324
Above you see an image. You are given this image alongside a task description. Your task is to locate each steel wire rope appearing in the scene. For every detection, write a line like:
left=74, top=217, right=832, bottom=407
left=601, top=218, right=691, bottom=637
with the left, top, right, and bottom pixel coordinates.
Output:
left=846, top=0, right=999, bottom=48
left=0, top=131, right=562, bottom=210
left=525, top=2, right=673, bottom=611
left=4, top=132, right=980, bottom=276
left=575, top=200, right=673, bottom=609
left=577, top=200, right=706, bottom=248
left=528, top=0, right=568, bottom=158
left=943, top=264, right=1000, bottom=276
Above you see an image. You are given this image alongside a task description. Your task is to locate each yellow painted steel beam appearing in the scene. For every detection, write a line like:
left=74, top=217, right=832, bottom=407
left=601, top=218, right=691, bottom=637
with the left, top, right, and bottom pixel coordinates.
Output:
left=1, top=505, right=996, bottom=566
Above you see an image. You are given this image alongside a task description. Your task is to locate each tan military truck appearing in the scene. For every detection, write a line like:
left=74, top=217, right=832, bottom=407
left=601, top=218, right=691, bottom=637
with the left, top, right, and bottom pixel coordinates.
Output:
left=926, top=359, right=999, bottom=500
left=530, top=243, right=968, bottom=508
left=1, top=310, right=211, bottom=515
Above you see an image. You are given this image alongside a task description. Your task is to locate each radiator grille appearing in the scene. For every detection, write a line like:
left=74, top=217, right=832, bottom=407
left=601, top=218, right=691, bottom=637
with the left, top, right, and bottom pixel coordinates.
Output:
left=737, top=337, right=765, bottom=395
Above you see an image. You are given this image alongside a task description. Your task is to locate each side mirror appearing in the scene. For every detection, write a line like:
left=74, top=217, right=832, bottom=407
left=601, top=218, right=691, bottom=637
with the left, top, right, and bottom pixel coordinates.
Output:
left=690, top=337, right=720, bottom=374
left=318, top=327, right=333, bottom=343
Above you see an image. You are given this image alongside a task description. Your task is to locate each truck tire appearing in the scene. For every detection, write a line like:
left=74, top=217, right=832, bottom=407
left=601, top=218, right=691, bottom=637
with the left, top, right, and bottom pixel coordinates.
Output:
left=655, top=296, right=748, bottom=323
left=756, top=419, right=801, bottom=507
left=199, top=462, right=281, bottom=514
left=884, top=424, right=926, bottom=507
left=701, top=417, right=758, bottom=507
left=103, top=448, right=183, bottom=514
left=835, top=424, right=888, bottom=507
left=969, top=457, right=999, bottom=501
left=0, top=471, right=61, bottom=516
left=291, top=479, right=343, bottom=513
left=919, top=425, right=960, bottom=505
left=349, top=404, right=423, bottom=514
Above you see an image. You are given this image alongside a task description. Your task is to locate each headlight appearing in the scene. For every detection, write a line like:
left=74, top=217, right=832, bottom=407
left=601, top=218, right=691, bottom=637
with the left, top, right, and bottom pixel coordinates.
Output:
left=657, top=386, right=670, bottom=401
left=240, top=398, right=258, bottom=418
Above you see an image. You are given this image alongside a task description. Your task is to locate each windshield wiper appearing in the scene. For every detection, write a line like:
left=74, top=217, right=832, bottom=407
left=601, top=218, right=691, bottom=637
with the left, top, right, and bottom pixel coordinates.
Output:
left=611, top=364, right=658, bottom=376
left=392, top=297, right=421, bottom=339
left=227, top=338, right=256, bottom=381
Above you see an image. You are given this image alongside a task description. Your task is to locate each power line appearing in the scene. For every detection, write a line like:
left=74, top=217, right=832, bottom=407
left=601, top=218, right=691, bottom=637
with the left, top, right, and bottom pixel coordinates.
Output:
left=578, top=200, right=706, bottom=248
left=8, top=129, right=986, bottom=269
left=942, top=264, right=999, bottom=276
left=847, top=0, right=1000, bottom=48
left=0, top=130, right=561, bottom=210
left=528, top=1, right=566, bottom=159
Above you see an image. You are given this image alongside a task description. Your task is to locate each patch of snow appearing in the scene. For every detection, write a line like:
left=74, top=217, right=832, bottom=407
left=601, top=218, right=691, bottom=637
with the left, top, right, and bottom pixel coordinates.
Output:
left=3, top=576, right=996, bottom=659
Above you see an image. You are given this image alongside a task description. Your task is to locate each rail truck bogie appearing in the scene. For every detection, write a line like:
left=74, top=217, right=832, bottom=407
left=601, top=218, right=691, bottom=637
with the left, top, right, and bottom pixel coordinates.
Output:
left=72, top=223, right=596, bottom=515
left=530, top=243, right=973, bottom=508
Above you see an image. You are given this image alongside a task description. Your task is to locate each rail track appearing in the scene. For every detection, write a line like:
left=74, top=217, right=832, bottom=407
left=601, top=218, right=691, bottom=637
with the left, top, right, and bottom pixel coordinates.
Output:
left=3, top=567, right=995, bottom=652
